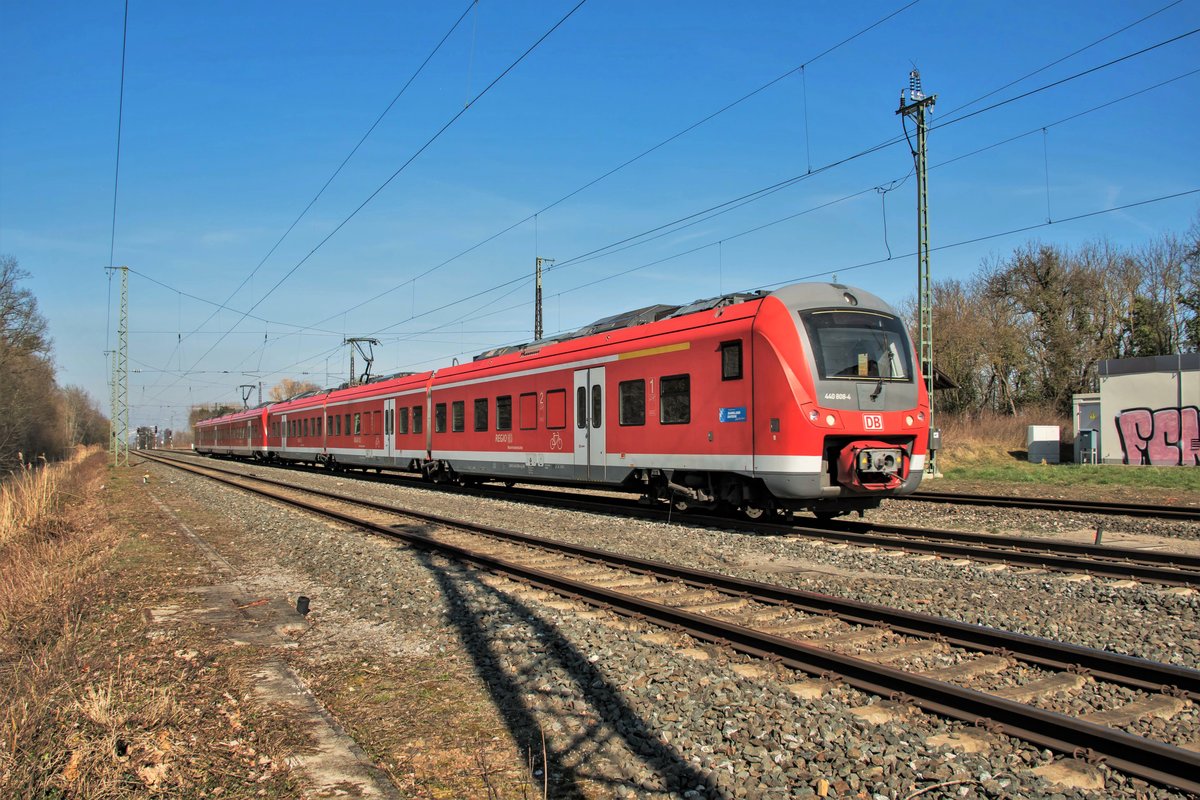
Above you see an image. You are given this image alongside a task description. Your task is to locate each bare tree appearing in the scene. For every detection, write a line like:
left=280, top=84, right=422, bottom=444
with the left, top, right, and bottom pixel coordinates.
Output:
left=268, top=378, right=321, bottom=402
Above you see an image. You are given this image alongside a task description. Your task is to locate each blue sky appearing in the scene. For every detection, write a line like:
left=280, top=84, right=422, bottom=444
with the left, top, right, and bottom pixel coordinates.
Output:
left=2, top=0, right=1198, bottom=434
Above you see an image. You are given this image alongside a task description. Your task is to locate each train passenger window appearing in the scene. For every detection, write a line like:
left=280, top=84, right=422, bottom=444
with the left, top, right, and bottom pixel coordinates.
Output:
left=435, top=403, right=447, bottom=433
left=317, top=417, right=322, bottom=436
left=335, top=415, right=341, bottom=436
left=413, top=405, right=424, bottom=434
left=353, top=413, right=361, bottom=435
left=518, top=393, right=537, bottom=430
left=720, top=340, right=743, bottom=380
left=591, top=385, right=602, bottom=429
left=576, top=387, right=587, bottom=429
left=660, top=374, right=691, bottom=425
left=398, top=407, right=409, bottom=434
left=546, top=389, right=566, bottom=430
left=619, top=380, right=645, bottom=425
left=474, top=398, right=488, bottom=432
left=496, top=396, right=512, bottom=431
left=303, top=418, right=309, bottom=437
left=452, top=401, right=464, bottom=432
left=344, top=414, right=351, bottom=435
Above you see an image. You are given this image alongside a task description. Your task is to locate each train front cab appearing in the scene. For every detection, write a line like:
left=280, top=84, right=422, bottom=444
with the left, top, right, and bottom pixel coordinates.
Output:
left=752, top=283, right=928, bottom=517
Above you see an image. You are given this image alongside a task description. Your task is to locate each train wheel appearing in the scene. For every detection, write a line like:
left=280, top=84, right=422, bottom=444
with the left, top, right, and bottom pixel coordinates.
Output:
left=741, top=505, right=768, bottom=521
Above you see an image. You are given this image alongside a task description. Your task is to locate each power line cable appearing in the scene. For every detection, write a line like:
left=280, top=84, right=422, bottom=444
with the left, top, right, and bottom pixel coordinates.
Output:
left=174, top=0, right=589, bottom=386
left=105, top=0, right=130, bottom=361
left=167, top=15, right=1196, bottom=393
left=309, top=0, right=924, bottom=324
left=361, top=67, right=1200, bottom=353
left=181, top=1, right=478, bottom=349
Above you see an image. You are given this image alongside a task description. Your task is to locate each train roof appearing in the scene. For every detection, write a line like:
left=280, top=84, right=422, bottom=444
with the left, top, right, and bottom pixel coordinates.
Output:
left=473, top=289, right=766, bottom=362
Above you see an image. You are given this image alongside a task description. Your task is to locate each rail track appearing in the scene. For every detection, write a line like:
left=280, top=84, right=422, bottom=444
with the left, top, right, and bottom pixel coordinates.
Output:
left=907, top=490, right=1200, bottom=521
left=144, top=451, right=1200, bottom=794
left=153, top=451, right=1200, bottom=588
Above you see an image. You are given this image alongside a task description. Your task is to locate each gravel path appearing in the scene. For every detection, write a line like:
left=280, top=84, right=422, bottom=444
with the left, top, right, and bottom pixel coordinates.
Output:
left=149, top=456, right=1199, bottom=799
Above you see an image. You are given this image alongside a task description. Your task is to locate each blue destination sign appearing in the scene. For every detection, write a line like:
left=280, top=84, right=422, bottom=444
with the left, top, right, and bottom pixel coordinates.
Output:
left=719, top=407, right=747, bottom=423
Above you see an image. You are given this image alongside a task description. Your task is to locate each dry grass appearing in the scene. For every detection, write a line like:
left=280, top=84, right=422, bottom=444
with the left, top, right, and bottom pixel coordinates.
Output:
left=0, top=447, right=90, bottom=547
left=0, top=452, right=301, bottom=798
left=936, top=406, right=1068, bottom=467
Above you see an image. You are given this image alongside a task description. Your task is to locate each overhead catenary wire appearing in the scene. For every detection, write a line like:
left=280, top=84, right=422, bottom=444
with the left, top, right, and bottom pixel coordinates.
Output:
left=148, top=56, right=1200, bottom=392
left=357, top=67, right=1200, bottom=357
left=309, top=0, right=925, bottom=325
left=180, top=1, right=479, bottom=353
left=371, top=187, right=1200, bottom=375
left=213, top=1, right=1174, bottom=381
left=105, top=0, right=130, bottom=362
left=146, top=9, right=1195, bottom=402
left=166, top=0, right=590, bottom=400
left=202, top=57, right=1200, bottom=385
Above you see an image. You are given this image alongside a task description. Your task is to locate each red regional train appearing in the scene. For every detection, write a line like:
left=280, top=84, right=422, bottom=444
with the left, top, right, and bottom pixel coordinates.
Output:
left=195, top=282, right=930, bottom=518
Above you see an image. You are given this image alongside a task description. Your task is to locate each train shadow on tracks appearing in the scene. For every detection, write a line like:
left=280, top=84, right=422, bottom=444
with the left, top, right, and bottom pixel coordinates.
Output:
left=415, top=549, right=726, bottom=799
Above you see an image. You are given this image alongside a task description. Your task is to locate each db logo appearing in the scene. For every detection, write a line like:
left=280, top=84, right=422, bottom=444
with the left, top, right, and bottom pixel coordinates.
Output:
left=863, top=414, right=884, bottom=431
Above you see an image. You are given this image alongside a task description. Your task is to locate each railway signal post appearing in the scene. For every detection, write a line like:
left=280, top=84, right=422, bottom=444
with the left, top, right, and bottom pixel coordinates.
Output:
left=897, top=69, right=939, bottom=476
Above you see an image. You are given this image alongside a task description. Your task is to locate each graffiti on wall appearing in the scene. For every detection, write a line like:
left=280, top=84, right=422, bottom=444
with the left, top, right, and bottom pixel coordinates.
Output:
left=1116, top=406, right=1200, bottom=465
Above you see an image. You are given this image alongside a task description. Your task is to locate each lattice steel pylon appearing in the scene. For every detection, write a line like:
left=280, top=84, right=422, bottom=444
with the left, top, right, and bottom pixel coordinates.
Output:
left=897, top=69, right=938, bottom=475
left=110, top=266, right=130, bottom=466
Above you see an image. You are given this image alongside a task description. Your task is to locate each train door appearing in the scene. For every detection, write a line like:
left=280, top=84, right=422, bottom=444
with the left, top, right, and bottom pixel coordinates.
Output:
left=280, top=414, right=287, bottom=449
left=572, top=367, right=606, bottom=481
left=384, top=398, right=395, bottom=459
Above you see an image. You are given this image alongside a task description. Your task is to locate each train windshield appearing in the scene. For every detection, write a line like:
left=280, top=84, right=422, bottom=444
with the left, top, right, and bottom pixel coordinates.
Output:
left=800, top=309, right=913, bottom=382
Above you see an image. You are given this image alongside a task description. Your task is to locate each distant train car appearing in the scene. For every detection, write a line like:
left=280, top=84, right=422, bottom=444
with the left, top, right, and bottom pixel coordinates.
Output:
left=193, top=405, right=268, bottom=459
left=195, top=282, right=928, bottom=518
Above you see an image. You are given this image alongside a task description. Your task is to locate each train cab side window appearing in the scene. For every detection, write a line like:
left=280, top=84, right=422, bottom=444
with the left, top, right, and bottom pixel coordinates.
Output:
left=546, top=389, right=566, bottom=430
left=413, top=405, right=424, bottom=434
left=720, top=340, right=743, bottom=380
left=435, top=403, right=447, bottom=433
left=619, top=380, right=645, bottom=425
left=576, top=387, right=587, bottom=429
left=660, top=374, right=691, bottom=424
left=398, top=407, right=409, bottom=435
left=474, top=398, right=488, bottom=432
left=518, top=392, right=537, bottom=430
left=452, top=401, right=465, bottom=432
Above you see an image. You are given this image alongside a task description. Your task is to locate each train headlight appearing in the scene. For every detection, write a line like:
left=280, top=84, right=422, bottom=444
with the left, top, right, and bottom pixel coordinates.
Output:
left=825, top=414, right=836, bottom=426
left=809, top=410, right=819, bottom=422
left=905, top=415, right=914, bottom=426
left=917, top=411, right=926, bottom=422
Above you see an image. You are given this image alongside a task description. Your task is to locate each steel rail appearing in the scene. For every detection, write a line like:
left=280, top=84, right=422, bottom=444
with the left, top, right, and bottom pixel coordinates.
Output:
left=146, top=452, right=1200, bottom=794
left=159, top=452, right=1200, bottom=585
left=145, top=452, right=1200, bottom=699
left=907, top=490, right=1200, bottom=521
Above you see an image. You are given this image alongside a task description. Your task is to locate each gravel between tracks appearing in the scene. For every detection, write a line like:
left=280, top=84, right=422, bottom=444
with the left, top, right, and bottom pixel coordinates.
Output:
left=149, top=456, right=1199, bottom=799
